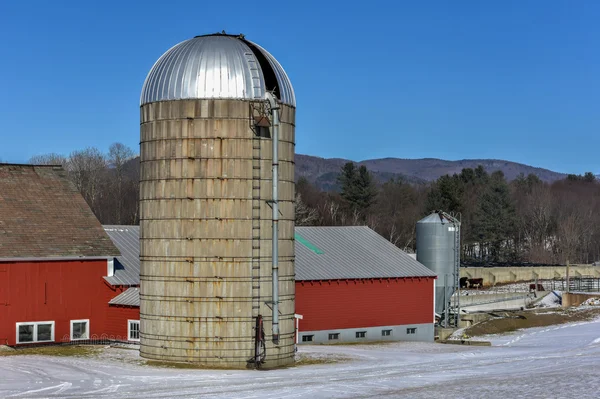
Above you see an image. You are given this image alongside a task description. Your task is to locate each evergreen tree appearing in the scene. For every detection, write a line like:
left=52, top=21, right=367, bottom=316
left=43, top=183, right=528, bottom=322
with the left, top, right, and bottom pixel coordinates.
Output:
left=355, top=165, right=378, bottom=211
left=566, top=172, right=596, bottom=183
left=337, top=162, right=378, bottom=217
left=424, top=174, right=463, bottom=214
left=338, top=162, right=359, bottom=206
left=473, top=171, right=517, bottom=262
left=474, top=165, right=489, bottom=183
left=584, top=172, right=596, bottom=183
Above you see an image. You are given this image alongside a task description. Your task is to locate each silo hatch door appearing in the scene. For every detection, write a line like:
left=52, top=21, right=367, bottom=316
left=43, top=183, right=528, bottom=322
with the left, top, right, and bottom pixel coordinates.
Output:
left=250, top=102, right=271, bottom=138
left=253, top=117, right=271, bottom=138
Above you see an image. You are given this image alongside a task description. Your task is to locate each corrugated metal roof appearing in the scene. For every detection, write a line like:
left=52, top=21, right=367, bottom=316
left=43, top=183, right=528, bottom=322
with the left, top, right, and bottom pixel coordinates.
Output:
left=295, top=226, right=437, bottom=280
left=140, top=34, right=295, bottom=107
left=103, top=226, right=140, bottom=286
left=101, top=225, right=435, bottom=293
left=108, top=287, right=140, bottom=307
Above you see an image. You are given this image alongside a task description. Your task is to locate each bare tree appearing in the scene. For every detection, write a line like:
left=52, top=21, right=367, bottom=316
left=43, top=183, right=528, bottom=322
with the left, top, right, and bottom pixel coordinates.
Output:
left=374, top=178, right=424, bottom=251
left=387, top=223, right=402, bottom=246
left=108, top=143, right=135, bottom=224
left=350, top=208, right=362, bottom=225
left=29, top=153, right=68, bottom=167
left=365, top=213, right=379, bottom=231
left=295, top=192, right=319, bottom=226
left=67, top=147, right=107, bottom=212
left=520, top=184, right=554, bottom=262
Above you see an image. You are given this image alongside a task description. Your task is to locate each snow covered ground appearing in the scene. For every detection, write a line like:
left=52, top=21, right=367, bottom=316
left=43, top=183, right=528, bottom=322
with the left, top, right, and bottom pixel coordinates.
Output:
left=2, top=318, right=600, bottom=398
left=534, top=290, right=562, bottom=308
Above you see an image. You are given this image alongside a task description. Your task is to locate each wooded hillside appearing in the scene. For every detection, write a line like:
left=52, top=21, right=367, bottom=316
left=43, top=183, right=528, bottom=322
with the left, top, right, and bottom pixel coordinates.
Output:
left=28, top=145, right=600, bottom=265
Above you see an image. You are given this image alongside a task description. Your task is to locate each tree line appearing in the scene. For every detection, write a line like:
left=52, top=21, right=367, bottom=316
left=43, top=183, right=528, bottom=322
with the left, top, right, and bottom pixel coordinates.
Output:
left=297, top=163, right=600, bottom=266
left=28, top=146, right=600, bottom=265
left=29, top=143, right=139, bottom=225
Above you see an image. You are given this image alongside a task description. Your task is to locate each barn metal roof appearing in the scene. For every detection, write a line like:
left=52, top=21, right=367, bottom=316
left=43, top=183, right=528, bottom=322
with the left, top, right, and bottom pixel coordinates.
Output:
left=103, top=226, right=140, bottom=286
left=140, top=34, right=295, bottom=107
left=108, top=287, right=140, bottom=307
left=102, top=225, right=434, bottom=293
left=295, top=226, right=437, bottom=280
left=0, top=164, right=120, bottom=259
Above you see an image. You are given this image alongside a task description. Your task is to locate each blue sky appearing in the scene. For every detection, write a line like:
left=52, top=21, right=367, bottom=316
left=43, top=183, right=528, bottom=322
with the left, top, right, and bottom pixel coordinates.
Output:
left=0, top=0, right=598, bottom=174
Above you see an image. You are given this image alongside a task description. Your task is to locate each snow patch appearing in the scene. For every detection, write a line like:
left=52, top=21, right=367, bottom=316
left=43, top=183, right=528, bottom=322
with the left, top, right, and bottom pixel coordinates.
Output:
left=581, top=297, right=600, bottom=306
left=534, top=291, right=562, bottom=308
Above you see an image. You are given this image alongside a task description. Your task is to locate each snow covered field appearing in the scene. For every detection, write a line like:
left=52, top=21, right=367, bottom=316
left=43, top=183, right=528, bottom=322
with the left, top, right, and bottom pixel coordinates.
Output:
left=2, top=318, right=600, bottom=398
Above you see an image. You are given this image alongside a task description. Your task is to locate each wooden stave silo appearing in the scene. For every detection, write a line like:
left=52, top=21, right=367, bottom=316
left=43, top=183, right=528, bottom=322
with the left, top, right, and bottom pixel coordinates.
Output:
left=139, top=37, right=296, bottom=368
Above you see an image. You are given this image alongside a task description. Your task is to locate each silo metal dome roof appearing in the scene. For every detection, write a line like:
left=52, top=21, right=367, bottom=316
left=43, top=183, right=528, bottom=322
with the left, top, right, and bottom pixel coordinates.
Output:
left=140, top=33, right=295, bottom=107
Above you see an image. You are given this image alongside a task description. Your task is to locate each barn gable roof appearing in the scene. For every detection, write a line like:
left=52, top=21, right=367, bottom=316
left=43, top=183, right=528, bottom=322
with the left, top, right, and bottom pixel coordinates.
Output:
left=295, top=226, right=436, bottom=280
left=0, top=164, right=119, bottom=259
left=102, top=225, right=434, bottom=290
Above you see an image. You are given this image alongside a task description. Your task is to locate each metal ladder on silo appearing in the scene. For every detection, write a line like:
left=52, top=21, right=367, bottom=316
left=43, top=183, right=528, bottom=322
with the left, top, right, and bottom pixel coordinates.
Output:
left=250, top=102, right=263, bottom=320
left=453, top=219, right=461, bottom=327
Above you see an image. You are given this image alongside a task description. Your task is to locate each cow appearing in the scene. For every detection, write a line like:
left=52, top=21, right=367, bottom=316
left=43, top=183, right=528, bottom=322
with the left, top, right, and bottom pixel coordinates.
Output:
left=467, top=278, right=484, bottom=289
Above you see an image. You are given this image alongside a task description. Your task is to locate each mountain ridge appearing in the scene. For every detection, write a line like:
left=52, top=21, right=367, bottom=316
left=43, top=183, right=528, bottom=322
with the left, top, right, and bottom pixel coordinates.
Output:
left=124, top=154, right=572, bottom=192
left=295, top=154, right=568, bottom=191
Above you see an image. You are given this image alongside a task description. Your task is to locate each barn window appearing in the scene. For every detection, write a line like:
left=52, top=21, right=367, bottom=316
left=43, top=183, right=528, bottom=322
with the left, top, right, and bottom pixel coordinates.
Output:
left=382, top=329, right=392, bottom=337
left=355, top=331, right=366, bottom=338
left=128, top=320, right=140, bottom=341
left=70, top=319, right=90, bottom=340
left=407, top=328, right=417, bottom=334
left=16, top=321, right=55, bottom=344
left=301, top=335, right=314, bottom=342
left=328, top=333, right=340, bottom=340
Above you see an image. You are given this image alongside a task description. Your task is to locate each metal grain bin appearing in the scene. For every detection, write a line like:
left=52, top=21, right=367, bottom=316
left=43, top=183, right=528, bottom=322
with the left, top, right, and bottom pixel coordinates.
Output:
left=416, top=211, right=460, bottom=318
left=138, top=33, right=296, bottom=368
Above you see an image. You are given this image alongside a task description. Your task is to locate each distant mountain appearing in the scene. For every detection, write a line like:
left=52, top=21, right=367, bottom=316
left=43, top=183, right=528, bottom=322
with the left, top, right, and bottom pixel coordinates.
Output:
left=126, top=154, right=570, bottom=193
left=295, top=154, right=568, bottom=191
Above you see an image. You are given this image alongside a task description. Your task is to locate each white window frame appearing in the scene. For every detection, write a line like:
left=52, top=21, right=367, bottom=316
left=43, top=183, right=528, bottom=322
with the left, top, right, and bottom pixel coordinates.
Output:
left=382, top=329, right=392, bottom=337
left=70, top=319, right=90, bottom=341
left=128, top=320, right=140, bottom=342
left=407, top=327, right=417, bottom=335
left=356, top=331, right=367, bottom=338
left=16, top=321, right=55, bottom=344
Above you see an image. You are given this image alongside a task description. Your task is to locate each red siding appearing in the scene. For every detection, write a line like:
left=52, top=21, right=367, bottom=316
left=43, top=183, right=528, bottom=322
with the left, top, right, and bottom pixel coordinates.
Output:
left=106, top=305, right=140, bottom=340
left=0, top=260, right=110, bottom=345
left=0, top=259, right=139, bottom=346
left=295, top=278, right=434, bottom=331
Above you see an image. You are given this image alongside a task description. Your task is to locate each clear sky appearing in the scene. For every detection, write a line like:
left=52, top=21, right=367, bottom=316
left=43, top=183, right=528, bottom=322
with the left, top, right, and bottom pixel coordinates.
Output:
left=0, top=0, right=598, bottom=174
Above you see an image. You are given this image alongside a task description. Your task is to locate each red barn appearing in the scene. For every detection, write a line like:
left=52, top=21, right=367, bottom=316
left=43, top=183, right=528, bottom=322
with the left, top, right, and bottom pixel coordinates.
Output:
left=0, top=165, right=435, bottom=348
left=0, top=164, right=121, bottom=346
left=294, top=226, right=436, bottom=344
left=100, top=225, right=436, bottom=345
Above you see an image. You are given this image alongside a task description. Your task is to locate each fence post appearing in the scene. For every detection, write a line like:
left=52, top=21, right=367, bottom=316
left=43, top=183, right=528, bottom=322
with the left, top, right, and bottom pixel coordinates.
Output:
left=566, top=260, right=570, bottom=294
